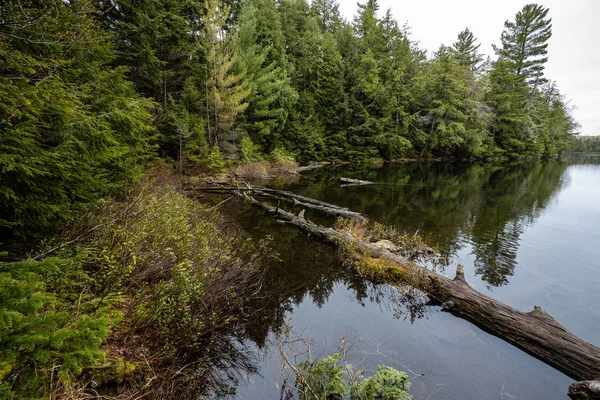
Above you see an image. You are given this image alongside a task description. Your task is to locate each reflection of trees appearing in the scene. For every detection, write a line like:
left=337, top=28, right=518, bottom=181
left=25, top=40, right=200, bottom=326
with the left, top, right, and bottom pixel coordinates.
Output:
left=223, top=201, right=368, bottom=348
left=223, top=200, right=432, bottom=350
left=296, top=160, right=569, bottom=287
left=472, top=220, right=521, bottom=286
left=222, top=159, right=570, bottom=356
left=469, top=162, right=568, bottom=286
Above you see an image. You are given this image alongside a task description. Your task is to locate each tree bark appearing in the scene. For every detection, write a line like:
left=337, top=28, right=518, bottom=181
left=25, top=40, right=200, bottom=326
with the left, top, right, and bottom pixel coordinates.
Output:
left=189, top=182, right=600, bottom=398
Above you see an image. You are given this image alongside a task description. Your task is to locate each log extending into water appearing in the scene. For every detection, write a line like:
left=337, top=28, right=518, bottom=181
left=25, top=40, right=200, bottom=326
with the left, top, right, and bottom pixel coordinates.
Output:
left=297, top=162, right=325, bottom=172
left=340, top=177, right=374, bottom=185
left=189, top=183, right=600, bottom=399
left=185, top=183, right=365, bottom=221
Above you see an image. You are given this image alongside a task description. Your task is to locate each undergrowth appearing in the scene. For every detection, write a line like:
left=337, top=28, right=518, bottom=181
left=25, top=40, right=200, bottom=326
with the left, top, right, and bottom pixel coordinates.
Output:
left=1, top=168, right=266, bottom=399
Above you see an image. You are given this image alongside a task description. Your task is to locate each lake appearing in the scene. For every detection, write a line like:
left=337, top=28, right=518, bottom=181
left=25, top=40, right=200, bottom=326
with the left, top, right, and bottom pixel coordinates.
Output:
left=229, top=156, right=600, bottom=400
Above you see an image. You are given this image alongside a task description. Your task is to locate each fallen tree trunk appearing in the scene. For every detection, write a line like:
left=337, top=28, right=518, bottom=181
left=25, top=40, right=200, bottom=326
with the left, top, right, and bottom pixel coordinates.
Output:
left=186, top=183, right=365, bottom=221
left=297, top=162, right=325, bottom=172
left=340, top=177, right=374, bottom=185
left=188, top=183, right=600, bottom=398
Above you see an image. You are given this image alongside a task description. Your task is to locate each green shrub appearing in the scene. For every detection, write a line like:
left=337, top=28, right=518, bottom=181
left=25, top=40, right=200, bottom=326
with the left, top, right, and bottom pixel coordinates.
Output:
left=0, top=258, right=114, bottom=399
left=291, top=352, right=412, bottom=400
left=297, top=354, right=348, bottom=400
left=353, top=366, right=412, bottom=400
left=239, top=135, right=264, bottom=162
left=78, top=172, right=264, bottom=394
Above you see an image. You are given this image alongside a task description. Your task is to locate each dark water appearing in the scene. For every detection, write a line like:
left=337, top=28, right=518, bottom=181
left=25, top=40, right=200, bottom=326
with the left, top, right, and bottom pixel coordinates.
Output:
left=230, top=156, right=600, bottom=400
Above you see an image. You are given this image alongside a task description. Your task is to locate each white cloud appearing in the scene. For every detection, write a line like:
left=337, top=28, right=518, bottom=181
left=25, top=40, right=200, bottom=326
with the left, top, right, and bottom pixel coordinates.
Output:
left=336, top=0, right=600, bottom=135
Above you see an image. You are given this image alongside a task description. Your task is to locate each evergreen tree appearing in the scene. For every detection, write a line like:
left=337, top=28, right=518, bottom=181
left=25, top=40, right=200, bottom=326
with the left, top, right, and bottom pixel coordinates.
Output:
left=237, top=0, right=298, bottom=152
left=495, top=3, right=552, bottom=84
left=200, top=0, right=250, bottom=153
left=0, top=259, right=113, bottom=398
left=533, top=83, right=579, bottom=157
left=0, top=0, right=155, bottom=240
left=94, top=0, right=203, bottom=162
left=452, top=28, right=484, bottom=72
left=310, top=0, right=344, bottom=34
left=411, top=46, right=487, bottom=158
left=485, top=59, right=531, bottom=156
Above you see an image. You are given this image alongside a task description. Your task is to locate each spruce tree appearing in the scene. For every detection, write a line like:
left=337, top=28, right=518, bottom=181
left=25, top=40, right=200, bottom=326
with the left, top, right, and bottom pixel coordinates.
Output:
left=237, top=0, right=297, bottom=152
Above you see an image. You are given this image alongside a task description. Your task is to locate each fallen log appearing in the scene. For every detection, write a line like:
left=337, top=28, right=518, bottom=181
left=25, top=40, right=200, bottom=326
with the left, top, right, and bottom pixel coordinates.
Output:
left=185, top=183, right=365, bottom=221
left=297, top=162, right=325, bottom=172
left=340, top=177, right=374, bottom=185
left=197, top=187, right=600, bottom=398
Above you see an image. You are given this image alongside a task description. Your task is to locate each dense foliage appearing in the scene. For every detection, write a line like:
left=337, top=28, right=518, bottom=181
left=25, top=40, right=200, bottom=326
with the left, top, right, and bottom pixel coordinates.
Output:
left=88, top=0, right=577, bottom=164
left=0, top=1, right=155, bottom=241
left=0, top=173, right=264, bottom=398
left=1, top=0, right=578, bottom=241
left=291, top=353, right=412, bottom=400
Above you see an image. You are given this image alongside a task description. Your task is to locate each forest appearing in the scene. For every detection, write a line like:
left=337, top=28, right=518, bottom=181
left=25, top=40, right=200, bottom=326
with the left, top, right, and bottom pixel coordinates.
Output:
left=0, top=0, right=583, bottom=398
left=1, top=0, right=579, bottom=239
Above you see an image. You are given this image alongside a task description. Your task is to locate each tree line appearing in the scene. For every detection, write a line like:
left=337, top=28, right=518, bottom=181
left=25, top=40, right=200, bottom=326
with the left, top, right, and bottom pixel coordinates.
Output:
left=0, top=0, right=578, bottom=240
left=574, top=136, right=600, bottom=153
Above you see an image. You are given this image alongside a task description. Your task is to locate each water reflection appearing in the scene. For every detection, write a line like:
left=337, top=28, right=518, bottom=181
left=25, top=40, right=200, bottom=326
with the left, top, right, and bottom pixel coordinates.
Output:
left=219, top=157, right=599, bottom=399
left=291, top=161, right=569, bottom=287
left=222, top=159, right=576, bottom=357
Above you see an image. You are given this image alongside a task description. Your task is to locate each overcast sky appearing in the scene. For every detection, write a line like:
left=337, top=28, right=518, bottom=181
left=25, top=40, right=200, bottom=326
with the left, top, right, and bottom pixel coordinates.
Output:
left=336, top=0, right=600, bottom=136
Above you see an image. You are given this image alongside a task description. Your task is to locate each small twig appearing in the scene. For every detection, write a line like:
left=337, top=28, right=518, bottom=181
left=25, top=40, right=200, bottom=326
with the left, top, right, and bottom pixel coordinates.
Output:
left=207, top=196, right=232, bottom=210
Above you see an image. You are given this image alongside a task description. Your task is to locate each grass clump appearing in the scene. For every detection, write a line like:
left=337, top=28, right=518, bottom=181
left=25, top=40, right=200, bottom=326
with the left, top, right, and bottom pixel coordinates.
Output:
left=334, top=218, right=446, bottom=288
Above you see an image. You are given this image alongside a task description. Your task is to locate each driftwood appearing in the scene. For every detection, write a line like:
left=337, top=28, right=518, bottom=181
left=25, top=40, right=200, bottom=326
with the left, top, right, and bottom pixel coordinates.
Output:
left=186, top=183, right=365, bottom=221
left=340, top=177, right=374, bottom=186
left=189, top=183, right=600, bottom=399
left=297, top=162, right=325, bottom=172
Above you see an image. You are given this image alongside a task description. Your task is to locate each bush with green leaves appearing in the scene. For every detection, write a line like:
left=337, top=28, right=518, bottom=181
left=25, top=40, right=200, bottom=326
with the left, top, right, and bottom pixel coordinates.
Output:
left=293, top=352, right=412, bottom=400
left=0, top=258, right=115, bottom=399
left=76, top=171, right=264, bottom=395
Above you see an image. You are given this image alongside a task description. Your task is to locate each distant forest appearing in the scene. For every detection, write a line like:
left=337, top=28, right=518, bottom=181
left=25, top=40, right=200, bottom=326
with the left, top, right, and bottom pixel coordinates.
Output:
left=574, top=136, right=600, bottom=153
left=1, top=0, right=579, bottom=237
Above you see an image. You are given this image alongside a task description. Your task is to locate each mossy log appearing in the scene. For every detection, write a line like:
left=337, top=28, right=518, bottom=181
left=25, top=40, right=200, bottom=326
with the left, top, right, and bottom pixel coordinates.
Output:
left=189, top=182, right=600, bottom=399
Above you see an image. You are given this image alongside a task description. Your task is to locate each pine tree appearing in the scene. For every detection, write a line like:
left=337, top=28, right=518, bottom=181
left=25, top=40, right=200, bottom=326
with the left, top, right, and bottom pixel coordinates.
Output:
left=200, top=0, right=250, bottom=153
left=495, top=3, right=552, bottom=84
left=452, top=28, right=484, bottom=71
